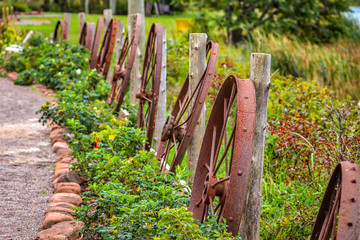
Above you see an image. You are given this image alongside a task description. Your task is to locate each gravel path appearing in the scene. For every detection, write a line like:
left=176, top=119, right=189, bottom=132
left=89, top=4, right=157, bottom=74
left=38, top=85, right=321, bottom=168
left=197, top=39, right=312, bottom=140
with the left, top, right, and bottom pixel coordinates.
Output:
left=0, top=78, right=54, bottom=240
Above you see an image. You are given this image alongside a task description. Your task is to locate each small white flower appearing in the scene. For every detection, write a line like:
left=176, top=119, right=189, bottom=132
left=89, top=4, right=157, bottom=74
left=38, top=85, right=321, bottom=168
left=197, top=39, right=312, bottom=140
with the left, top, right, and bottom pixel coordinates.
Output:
left=76, top=69, right=81, bottom=75
left=58, top=72, right=62, bottom=76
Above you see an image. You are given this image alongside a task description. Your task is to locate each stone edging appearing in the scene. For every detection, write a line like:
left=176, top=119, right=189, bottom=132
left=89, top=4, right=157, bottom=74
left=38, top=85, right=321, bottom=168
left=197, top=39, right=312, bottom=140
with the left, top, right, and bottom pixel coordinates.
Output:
left=35, top=86, right=85, bottom=240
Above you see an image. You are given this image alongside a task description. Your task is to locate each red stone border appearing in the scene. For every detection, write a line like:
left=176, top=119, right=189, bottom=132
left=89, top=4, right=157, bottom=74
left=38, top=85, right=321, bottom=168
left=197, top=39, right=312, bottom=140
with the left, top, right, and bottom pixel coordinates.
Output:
left=35, top=87, right=85, bottom=240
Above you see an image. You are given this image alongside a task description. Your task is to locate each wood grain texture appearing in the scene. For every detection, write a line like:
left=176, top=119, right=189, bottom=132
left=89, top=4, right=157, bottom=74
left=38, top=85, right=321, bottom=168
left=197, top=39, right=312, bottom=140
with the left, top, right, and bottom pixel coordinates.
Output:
left=239, top=53, right=271, bottom=240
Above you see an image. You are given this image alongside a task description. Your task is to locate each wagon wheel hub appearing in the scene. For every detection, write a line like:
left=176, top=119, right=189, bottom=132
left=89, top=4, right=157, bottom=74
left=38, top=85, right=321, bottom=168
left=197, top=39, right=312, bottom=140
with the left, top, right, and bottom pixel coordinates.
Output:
left=199, top=173, right=227, bottom=207
left=136, top=89, right=153, bottom=103
left=113, top=65, right=126, bottom=80
left=160, top=115, right=186, bottom=142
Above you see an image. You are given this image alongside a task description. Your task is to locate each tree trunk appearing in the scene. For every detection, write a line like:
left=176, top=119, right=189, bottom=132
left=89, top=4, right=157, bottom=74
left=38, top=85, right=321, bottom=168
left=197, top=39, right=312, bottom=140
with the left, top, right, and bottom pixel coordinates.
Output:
left=154, top=2, right=160, bottom=18
left=85, top=0, right=89, bottom=14
left=110, top=0, right=116, bottom=15
left=145, top=0, right=152, bottom=17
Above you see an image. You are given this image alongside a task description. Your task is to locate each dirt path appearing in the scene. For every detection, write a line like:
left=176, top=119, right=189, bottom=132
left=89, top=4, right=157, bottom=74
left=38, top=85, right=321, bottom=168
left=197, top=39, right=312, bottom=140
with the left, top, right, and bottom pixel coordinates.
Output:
left=0, top=78, right=54, bottom=240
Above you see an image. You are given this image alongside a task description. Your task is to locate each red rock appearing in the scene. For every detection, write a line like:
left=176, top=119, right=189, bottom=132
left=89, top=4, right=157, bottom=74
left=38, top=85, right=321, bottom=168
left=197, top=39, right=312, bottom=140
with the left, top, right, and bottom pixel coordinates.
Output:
left=56, top=157, right=76, bottom=163
left=54, top=182, right=81, bottom=195
left=51, top=138, right=69, bottom=146
left=56, top=148, right=73, bottom=158
left=42, top=212, right=74, bottom=229
left=7, top=72, right=19, bottom=81
left=53, top=171, right=84, bottom=186
left=52, top=142, right=69, bottom=154
left=38, top=221, right=84, bottom=240
left=48, top=202, right=76, bottom=209
left=50, top=193, right=82, bottom=206
left=55, top=162, right=70, bottom=170
left=46, top=206, right=75, bottom=214
left=50, top=128, right=67, bottom=139
left=55, top=169, right=69, bottom=179
left=38, top=235, right=67, bottom=240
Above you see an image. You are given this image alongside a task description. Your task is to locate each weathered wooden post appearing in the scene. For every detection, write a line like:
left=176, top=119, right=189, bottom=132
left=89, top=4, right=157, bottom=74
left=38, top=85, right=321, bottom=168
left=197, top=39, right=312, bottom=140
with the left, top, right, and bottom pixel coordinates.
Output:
left=115, top=20, right=125, bottom=64
left=128, top=14, right=142, bottom=104
left=78, top=12, right=86, bottom=32
left=188, top=33, right=207, bottom=181
left=110, top=0, right=116, bottom=15
left=239, top=53, right=271, bottom=240
left=153, top=27, right=167, bottom=150
left=85, top=0, right=89, bottom=14
left=128, top=0, right=145, bottom=52
left=103, top=9, right=112, bottom=33
left=64, top=13, right=71, bottom=40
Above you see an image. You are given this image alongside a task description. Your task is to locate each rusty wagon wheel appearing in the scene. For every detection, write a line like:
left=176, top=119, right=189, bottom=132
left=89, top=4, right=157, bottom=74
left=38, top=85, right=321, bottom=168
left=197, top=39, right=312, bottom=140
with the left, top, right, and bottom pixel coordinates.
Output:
left=108, top=14, right=142, bottom=110
left=89, top=17, right=104, bottom=69
left=53, top=20, right=67, bottom=42
left=188, top=76, right=256, bottom=236
left=136, top=23, right=163, bottom=151
left=311, top=161, right=360, bottom=240
left=79, top=22, right=95, bottom=51
left=156, top=41, right=219, bottom=172
left=96, top=19, right=118, bottom=78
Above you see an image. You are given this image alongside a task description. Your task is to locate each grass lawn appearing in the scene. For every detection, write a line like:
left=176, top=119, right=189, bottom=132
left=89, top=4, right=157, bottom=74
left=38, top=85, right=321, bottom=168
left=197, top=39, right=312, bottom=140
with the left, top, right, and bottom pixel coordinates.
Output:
left=16, top=12, right=197, bottom=44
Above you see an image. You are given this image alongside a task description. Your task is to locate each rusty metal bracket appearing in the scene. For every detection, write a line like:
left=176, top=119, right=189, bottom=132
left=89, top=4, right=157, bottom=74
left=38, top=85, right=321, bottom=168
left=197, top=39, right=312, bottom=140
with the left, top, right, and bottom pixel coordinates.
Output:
left=188, top=76, right=257, bottom=236
left=53, top=20, right=67, bottom=42
left=79, top=22, right=95, bottom=51
left=96, top=18, right=118, bottom=78
left=157, top=41, right=219, bottom=173
left=311, top=161, right=360, bottom=240
left=89, top=17, right=104, bottom=69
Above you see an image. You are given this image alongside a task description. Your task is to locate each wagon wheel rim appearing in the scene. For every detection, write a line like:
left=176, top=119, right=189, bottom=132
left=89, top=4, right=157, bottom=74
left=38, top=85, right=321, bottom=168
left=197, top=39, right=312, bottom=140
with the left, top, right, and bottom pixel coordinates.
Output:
left=136, top=23, right=163, bottom=151
left=188, top=76, right=256, bottom=236
left=110, top=13, right=142, bottom=113
left=79, top=22, right=95, bottom=51
left=89, top=17, right=104, bottom=69
left=96, top=18, right=118, bottom=78
left=156, top=41, right=219, bottom=172
left=53, top=20, right=67, bottom=42
left=311, top=161, right=360, bottom=240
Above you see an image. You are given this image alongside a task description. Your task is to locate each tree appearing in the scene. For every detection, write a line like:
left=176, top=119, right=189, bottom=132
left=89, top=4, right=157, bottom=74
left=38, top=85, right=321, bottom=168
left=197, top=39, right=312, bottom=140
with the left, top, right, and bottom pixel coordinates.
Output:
left=195, top=0, right=354, bottom=44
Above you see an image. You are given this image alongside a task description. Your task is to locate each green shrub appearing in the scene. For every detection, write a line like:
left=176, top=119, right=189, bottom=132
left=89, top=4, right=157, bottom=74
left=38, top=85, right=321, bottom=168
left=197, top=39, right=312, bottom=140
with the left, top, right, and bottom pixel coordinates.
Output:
left=261, top=75, right=360, bottom=238
left=14, top=69, right=35, bottom=85
left=251, top=33, right=360, bottom=99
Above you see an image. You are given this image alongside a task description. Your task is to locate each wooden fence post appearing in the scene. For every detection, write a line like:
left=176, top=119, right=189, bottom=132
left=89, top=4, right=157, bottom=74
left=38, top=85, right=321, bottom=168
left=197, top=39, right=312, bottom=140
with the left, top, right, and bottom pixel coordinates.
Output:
left=103, top=9, right=112, bottom=34
left=239, top=53, right=271, bottom=240
left=188, top=33, right=207, bottom=181
left=78, top=12, right=85, bottom=33
left=115, top=20, right=125, bottom=64
left=110, top=0, right=116, bottom=15
left=64, top=13, right=71, bottom=40
left=128, top=14, right=142, bottom=104
left=128, top=0, right=145, bottom=54
left=153, top=27, right=167, bottom=150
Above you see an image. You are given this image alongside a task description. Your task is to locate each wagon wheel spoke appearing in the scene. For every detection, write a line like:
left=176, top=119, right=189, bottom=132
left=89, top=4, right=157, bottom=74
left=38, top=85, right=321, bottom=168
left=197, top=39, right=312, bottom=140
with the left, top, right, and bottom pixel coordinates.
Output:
left=213, top=127, right=236, bottom=176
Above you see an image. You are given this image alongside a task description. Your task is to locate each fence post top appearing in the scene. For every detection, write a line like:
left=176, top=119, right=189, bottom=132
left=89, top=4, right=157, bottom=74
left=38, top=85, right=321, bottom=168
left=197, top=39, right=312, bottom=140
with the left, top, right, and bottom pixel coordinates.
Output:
left=251, top=52, right=271, bottom=57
